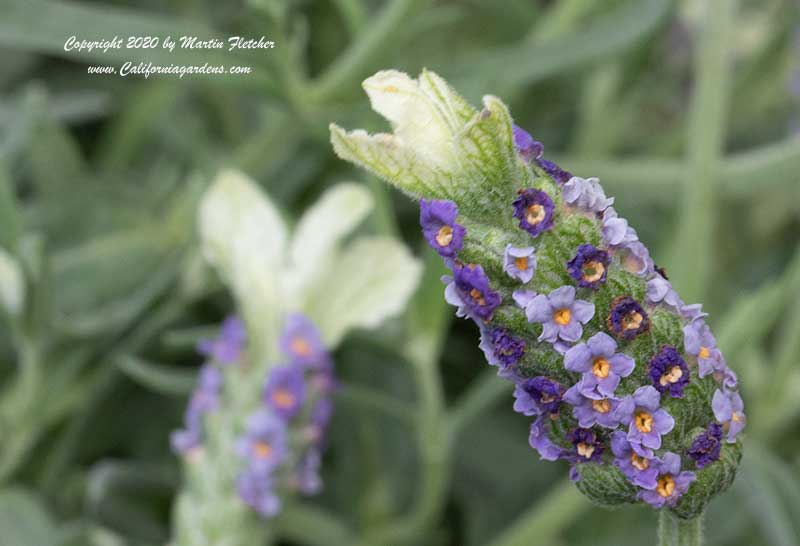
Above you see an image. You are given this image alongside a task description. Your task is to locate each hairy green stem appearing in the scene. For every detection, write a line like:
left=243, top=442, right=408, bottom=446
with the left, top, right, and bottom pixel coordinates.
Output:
left=659, top=512, right=704, bottom=546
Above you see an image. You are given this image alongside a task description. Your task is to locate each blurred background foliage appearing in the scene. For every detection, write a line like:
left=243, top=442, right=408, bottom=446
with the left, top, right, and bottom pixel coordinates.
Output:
left=0, top=0, right=799, bottom=545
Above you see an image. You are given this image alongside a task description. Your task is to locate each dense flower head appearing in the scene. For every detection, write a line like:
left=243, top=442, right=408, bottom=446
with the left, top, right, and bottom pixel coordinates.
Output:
left=332, top=75, right=745, bottom=517
left=648, top=346, right=690, bottom=398
left=512, top=188, right=555, bottom=238
left=567, top=244, right=611, bottom=289
left=419, top=199, right=466, bottom=258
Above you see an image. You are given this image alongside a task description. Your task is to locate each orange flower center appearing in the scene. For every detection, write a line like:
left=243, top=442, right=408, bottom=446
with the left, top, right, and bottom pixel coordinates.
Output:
left=731, top=412, right=742, bottom=423
left=592, top=358, right=611, bottom=379
left=592, top=399, right=611, bottom=414
left=553, top=308, right=572, bottom=326
left=271, top=389, right=296, bottom=409
left=659, top=366, right=683, bottom=386
left=635, top=411, right=654, bottom=433
left=291, top=337, right=312, bottom=357
left=581, top=261, right=605, bottom=282
left=698, top=346, right=711, bottom=360
left=514, top=256, right=529, bottom=271
left=622, top=311, right=643, bottom=331
left=577, top=442, right=595, bottom=459
left=469, top=288, right=486, bottom=306
left=656, top=475, right=676, bottom=498
left=435, top=225, right=454, bottom=247
left=253, top=442, right=273, bottom=459
left=540, top=393, right=557, bottom=404
left=631, top=453, right=650, bottom=471
left=526, top=204, right=545, bottom=225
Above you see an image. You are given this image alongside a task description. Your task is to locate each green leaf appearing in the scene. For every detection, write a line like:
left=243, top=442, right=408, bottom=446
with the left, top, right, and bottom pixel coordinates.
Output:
left=117, top=355, right=196, bottom=397
left=0, top=488, right=58, bottom=546
left=303, top=236, right=422, bottom=347
left=449, top=0, right=671, bottom=95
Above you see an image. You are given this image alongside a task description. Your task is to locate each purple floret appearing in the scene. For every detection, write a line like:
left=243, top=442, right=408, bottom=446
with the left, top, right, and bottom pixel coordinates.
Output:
left=279, top=314, right=328, bottom=369
left=615, top=386, right=675, bottom=452
left=444, top=263, right=502, bottom=322
left=237, top=468, right=282, bottom=517
left=638, top=452, right=696, bottom=508
left=648, top=346, right=690, bottom=398
left=688, top=423, right=723, bottom=468
left=610, top=431, right=659, bottom=489
left=536, top=158, right=572, bottom=185
left=564, top=382, right=621, bottom=429
left=197, top=315, right=246, bottom=364
left=419, top=199, right=466, bottom=258
left=563, top=332, right=634, bottom=399
left=567, top=428, right=604, bottom=463
left=503, top=244, right=537, bottom=283
left=235, top=409, right=288, bottom=475
left=480, top=327, right=526, bottom=372
left=563, top=177, right=613, bottom=213
left=512, top=125, right=544, bottom=161
left=607, top=296, right=650, bottom=340
left=683, top=321, right=725, bottom=378
left=712, top=389, right=746, bottom=443
left=521, top=285, right=595, bottom=344
left=567, top=244, right=611, bottom=289
left=529, top=416, right=563, bottom=461
left=513, top=376, right=563, bottom=416
left=263, top=364, right=307, bottom=420
left=512, top=188, right=555, bottom=238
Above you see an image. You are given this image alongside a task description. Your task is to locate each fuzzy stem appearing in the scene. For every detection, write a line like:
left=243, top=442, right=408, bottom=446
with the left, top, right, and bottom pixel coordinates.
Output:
left=659, top=512, right=704, bottom=546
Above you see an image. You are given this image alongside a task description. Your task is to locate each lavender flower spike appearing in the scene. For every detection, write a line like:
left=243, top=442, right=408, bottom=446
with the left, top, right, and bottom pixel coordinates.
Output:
left=523, top=285, right=595, bottom=343
left=331, top=69, right=745, bottom=520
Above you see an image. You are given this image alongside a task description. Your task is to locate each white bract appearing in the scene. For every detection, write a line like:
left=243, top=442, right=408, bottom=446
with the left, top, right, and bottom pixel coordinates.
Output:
left=198, top=169, right=422, bottom=356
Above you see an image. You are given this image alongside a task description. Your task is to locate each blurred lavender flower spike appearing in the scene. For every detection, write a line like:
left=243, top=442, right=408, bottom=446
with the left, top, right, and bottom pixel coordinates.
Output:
left=330, top=69, right=745, bottom=520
